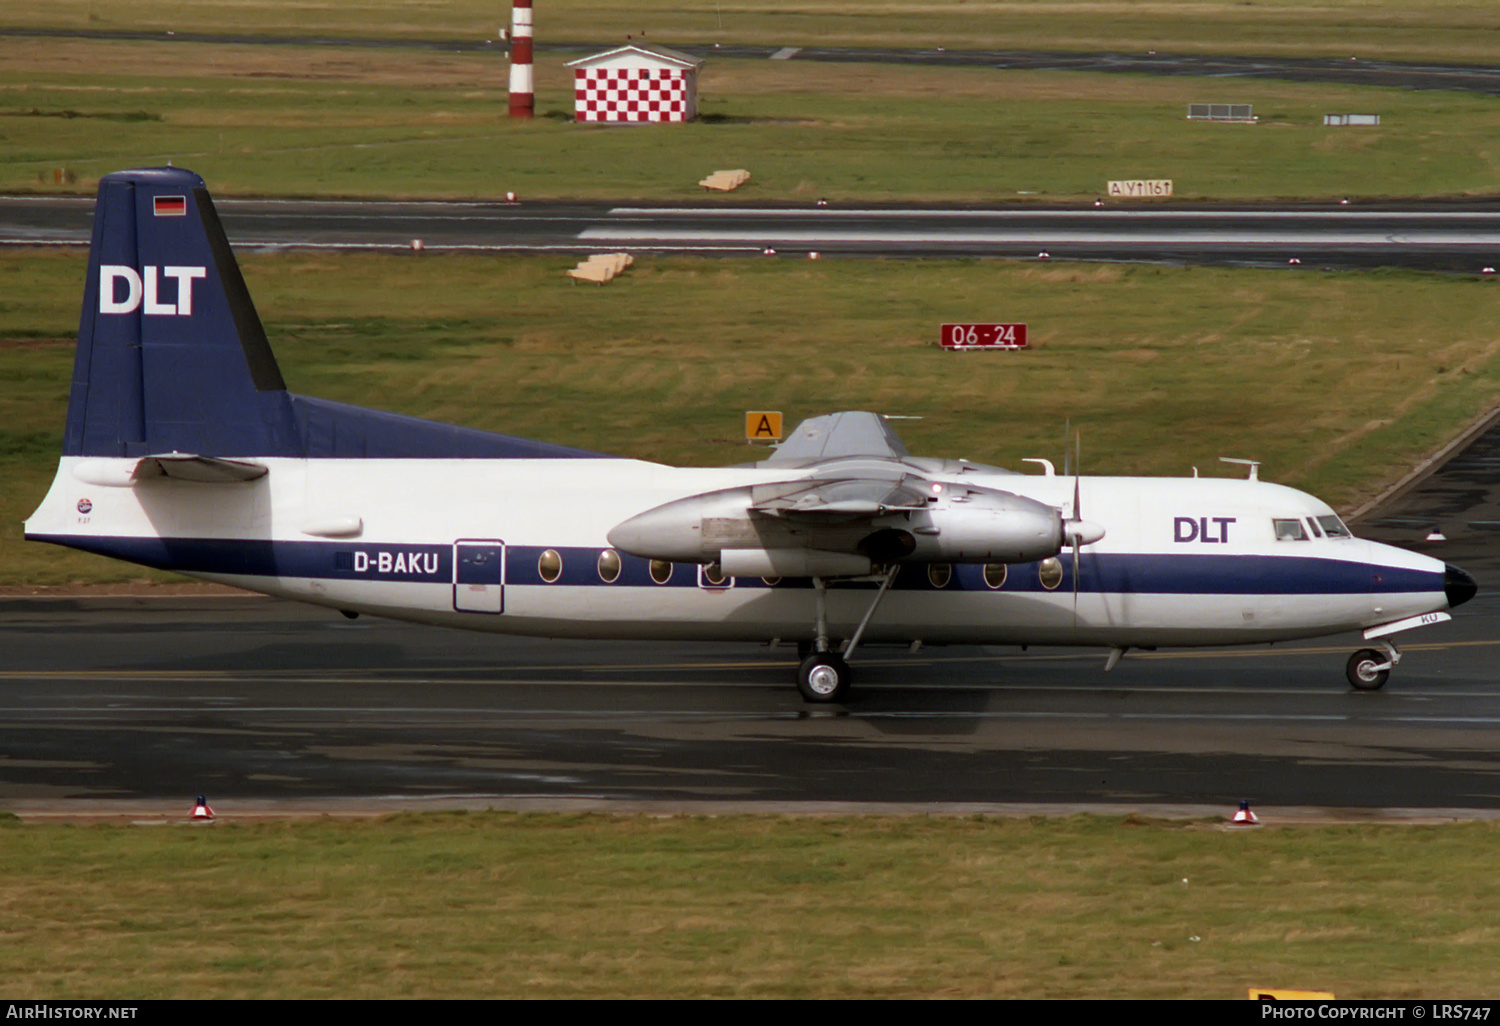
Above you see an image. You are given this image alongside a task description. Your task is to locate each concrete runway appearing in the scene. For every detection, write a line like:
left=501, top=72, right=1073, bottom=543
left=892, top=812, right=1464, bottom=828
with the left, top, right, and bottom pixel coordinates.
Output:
left=7, top=196, right=1500, bottom=271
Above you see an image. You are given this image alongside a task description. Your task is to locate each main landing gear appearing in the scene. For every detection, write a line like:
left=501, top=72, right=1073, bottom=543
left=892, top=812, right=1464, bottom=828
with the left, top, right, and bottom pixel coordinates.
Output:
left=1346, top=640, right=1400, bottom=691
left=794, top=567, right=900, bottom=704
left=798, top=650, right=851, bottom=703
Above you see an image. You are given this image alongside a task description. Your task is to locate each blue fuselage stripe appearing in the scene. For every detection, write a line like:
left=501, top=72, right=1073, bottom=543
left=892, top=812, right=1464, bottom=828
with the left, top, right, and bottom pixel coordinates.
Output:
left=25, top=535, right=1445, bottom=596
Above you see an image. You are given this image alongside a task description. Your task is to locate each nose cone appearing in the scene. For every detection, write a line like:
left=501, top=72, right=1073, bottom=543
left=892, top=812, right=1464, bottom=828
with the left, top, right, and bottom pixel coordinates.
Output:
left=1446, top=563, right=1478, bottom=608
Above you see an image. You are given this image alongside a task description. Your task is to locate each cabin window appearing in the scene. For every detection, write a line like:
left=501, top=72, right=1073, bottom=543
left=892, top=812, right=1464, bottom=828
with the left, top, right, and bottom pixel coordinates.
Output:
left=538, top=549, right=563, bottom=582
left=1273, top=519, right=1308, bottom=541
left=761, top=576, right=782, bottom=587
left=983, top=563, right=1008, bottom=589
left=702, top=562, right=729, bottom=587
left=649, top=559, right=673, bottom=585
left=928, top=563, right=952, bottom=589
left=597, top=549, right=622, bottom=583
left=1316, top=515, right=1351, bottom=539
left=1038, top=557, right=1063, bottom=590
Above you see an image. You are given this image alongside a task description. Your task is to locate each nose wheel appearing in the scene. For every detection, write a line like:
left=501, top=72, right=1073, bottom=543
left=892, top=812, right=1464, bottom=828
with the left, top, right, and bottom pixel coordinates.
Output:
left=798, top=651, right=851, bottom=703
left=1346, top=642, right=1398, bottom=691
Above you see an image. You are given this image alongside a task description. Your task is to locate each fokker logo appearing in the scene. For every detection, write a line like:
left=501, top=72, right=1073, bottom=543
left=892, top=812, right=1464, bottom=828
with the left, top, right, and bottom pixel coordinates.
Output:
left=99, top=265, right=207, bottom=316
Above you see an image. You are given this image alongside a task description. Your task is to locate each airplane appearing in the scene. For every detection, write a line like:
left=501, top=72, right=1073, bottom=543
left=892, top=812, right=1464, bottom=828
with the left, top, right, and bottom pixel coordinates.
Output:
left=24, top=168, right=1479, bottom=702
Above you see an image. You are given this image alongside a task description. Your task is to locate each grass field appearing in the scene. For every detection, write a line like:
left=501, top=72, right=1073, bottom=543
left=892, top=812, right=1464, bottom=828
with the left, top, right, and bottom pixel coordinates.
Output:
left=5, top=812, right=1500, bottom=999
left=8, top=25, right=1500, bottom=200
left=9, top=1, right=1500, bottom=64
left=6, top=249, right=1500, bottom=587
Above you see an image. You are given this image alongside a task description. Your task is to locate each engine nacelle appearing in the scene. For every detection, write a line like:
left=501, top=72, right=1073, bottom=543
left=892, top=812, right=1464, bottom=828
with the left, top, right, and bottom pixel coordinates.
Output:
left=609, top=480, right=1072, bottom=570
left=903, top=489, right=1065, bottom=563
left=608, top=487, right=769, bottom=563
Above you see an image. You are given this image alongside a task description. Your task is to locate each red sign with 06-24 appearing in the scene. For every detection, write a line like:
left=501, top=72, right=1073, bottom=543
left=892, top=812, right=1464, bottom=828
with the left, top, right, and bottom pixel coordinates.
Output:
left=941, top=323, right=1027, bottom=350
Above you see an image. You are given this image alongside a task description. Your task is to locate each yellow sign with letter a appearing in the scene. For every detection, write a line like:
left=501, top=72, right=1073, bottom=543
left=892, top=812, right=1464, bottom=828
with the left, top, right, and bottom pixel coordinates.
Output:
left=746, top=411, right=783, bottom=443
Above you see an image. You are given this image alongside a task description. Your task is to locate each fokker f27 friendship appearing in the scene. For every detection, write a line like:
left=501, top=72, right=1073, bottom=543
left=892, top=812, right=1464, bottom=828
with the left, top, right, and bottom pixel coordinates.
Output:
left=25, top=169, right=1478, bottom=701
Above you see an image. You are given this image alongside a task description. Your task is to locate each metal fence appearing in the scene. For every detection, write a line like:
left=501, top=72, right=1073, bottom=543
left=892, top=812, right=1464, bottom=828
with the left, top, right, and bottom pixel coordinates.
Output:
left=1187, top=104, right=1255, bottom=122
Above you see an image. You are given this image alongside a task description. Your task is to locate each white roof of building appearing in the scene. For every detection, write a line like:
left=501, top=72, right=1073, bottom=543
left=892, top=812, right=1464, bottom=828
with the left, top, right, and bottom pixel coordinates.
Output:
left=565, top=43, right=703, bottom=71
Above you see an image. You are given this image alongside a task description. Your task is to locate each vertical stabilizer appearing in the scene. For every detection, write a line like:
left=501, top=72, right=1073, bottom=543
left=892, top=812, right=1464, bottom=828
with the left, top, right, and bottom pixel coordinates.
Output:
left=64, top=167, right=298, bottom=458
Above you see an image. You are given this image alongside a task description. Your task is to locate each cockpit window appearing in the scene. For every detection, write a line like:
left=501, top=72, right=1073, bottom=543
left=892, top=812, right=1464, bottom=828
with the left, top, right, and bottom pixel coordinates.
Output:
left=1273, top=518, right=1308, bottom=541
left=1316, top=515, right=1351, bottom=539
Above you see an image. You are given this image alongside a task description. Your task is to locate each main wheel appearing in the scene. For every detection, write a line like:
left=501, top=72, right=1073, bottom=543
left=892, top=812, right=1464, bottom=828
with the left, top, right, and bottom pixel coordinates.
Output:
left=1346, top=648, right=1390, bottom=691
left=798, top=652, right=851, bottom=703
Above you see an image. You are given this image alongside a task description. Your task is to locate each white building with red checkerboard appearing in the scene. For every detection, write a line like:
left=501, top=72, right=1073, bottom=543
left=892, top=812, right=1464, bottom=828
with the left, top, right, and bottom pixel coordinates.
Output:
left=566, top=44, right=702, bottom=124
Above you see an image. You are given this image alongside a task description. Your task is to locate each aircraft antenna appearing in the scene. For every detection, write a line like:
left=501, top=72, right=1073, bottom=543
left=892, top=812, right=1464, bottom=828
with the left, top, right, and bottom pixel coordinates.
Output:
left=1220, top=457, right=1260, bottom=481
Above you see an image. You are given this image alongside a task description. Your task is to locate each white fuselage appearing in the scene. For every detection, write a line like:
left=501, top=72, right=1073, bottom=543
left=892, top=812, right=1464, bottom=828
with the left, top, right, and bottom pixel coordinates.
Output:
left=26, top=455, right=1451, bottom=650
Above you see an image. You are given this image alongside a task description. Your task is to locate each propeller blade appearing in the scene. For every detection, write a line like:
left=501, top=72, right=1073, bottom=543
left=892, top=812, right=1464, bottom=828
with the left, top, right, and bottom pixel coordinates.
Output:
left=1072, top=537, right=1080, bottom=627
left=1072, top=431, right=1081, bottom=628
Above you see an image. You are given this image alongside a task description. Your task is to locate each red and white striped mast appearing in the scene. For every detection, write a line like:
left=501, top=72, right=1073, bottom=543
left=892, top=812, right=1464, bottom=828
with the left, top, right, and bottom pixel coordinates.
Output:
left=507, top=0, right=534, bottom=118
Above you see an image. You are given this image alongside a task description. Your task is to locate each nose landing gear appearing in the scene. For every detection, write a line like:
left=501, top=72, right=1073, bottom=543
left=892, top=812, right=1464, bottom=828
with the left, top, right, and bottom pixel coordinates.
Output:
left=1347, top=640, right=1400, bottom=691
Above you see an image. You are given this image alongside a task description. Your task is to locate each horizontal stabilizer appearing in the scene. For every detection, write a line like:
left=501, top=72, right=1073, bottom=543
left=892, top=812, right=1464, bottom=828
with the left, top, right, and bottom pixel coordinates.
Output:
left=71, top=454, right=268, bottom=486
left=137, top=454, right=269, bottom=483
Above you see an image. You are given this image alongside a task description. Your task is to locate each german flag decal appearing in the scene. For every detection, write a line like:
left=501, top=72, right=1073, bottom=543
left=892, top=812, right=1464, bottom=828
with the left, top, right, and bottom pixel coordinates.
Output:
left=153, top=195, right=187, bottom=217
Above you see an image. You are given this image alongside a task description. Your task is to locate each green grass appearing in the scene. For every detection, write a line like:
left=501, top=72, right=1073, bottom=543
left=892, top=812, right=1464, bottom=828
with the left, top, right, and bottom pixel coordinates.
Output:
left=7, top=33, right=1500, bottom=201
left=6, top=249, right=1500, bottom=586
left=4, top=812, right=1500, bottom=998
left=10, top=1, right=1500, bottom=64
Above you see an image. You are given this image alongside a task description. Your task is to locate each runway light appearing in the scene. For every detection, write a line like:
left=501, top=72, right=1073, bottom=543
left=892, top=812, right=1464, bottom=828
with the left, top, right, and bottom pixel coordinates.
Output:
left=1093, top=198, right=1103, bottom=207
left=762, top=247, right=777, bottom=256
left=1037, top=250, right=1050, bottom=260
left=1340, top=197, right=1350, bottom=205
left=1231, top=799, right=1259, bottom=826
left=410, top=239, right=424, bottom=251
left=191, top=795, right=215, bottom=822
left=808, top=251, right=820, bottom=260
left=816, top=198, right=828, bottom=207
left=1288, top=257, right=1301, bottom=265
left=1427, top=526, right=1447, bottom=541
left=505, top=191, right=518, bottom=203
left=1483, top=267, right=1496, bottom=275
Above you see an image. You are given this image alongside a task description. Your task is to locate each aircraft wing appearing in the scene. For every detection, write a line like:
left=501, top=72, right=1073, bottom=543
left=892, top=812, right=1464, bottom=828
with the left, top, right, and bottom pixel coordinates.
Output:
left=748, top=477, right=930, bottom=517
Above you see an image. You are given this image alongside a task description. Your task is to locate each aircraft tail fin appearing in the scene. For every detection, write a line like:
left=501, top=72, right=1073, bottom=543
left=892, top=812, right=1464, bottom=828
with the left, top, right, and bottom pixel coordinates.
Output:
left=65, top=167, right=300, bottom=458
left=63, top=167, right=602, bottom=461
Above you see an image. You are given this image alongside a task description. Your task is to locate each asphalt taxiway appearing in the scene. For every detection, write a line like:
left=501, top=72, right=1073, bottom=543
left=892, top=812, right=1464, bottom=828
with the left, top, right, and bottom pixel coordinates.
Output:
left=1, top=571, right=1496, bottom=815
left=7, top=196, right=1500, bottom=271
